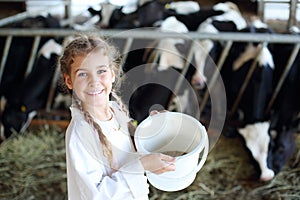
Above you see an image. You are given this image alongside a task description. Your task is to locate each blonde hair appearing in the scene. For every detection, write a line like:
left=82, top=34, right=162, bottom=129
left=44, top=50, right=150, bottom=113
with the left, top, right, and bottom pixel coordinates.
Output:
left=59, top=33, right=129, bottom=165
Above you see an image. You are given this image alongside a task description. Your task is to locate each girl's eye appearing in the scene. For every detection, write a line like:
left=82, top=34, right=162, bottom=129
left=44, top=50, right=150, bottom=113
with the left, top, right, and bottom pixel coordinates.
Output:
left=78, top=72, right=87, bottom=77
left=98, top=69, right=107, bottom=74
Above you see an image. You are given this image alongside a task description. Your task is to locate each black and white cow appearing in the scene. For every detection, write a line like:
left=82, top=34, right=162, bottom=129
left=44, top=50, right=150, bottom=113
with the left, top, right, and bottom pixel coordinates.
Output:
left=89, top=0, right=213, bottom=30
left=225, top=19, right=275, bottom=122
left=0, top=15, right=62, bottom=138
left=166, top=2, right=224, bottom=31
left=194, top=1, right=248, bottom=88
left=0, top=14, right=61, bottom=100
left=267, top=27, right=300, bottom=174
left=1, top=38, right=63, bottom=138
left=86, top=2, right=122, bottom=29
left=223, top=20, right=276, bottom=181
left=236, top=26, right=300, bottom=180
left=121, top=16, right=198, bottom=123
left=194, top=8, right=297, bottom=181
left=85, top=0, right=169, bottom=29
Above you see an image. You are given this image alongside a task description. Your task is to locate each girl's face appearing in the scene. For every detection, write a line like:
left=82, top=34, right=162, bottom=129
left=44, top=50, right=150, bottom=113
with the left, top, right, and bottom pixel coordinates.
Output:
left=64, top=49, right=115, bottom=109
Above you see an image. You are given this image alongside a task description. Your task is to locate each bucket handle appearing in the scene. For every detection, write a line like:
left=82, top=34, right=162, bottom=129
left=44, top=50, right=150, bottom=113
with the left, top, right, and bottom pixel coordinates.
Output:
left=175, top=124, right=209, bottom=173
left=195, top=130, right=209, bottom=172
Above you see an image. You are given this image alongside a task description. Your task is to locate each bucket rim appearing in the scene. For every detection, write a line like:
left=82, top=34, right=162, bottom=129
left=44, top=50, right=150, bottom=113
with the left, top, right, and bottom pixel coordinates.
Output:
left=134, top=111, right=207, bottom=158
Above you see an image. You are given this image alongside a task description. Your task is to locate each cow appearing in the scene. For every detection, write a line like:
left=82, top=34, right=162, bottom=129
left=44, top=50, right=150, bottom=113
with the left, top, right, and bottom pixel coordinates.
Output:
left=84, top=0, right=170, bottom=29
left=165, top=1, right=200, bottom=15
left=86, top=0, right=203, bottom=29
left=0, top=15, right=62, bottom=138
left=222, top=19, right=277, bottom=181
left=0, top=14, right=61, bottom=100
left=166, top=4, right=224, bottom=31
left=267, top=27, right=300, bottom=174
left=86, top=2, right=122, bottom=29
left=120, top=16, right=199, bottom=123
left=111, top=0, right=169, bottom=29
left=194, top=1, right=248, bottom=88
left=225, top=19, right=275, bottom=123
left=238, top=122, right=275, bottom=181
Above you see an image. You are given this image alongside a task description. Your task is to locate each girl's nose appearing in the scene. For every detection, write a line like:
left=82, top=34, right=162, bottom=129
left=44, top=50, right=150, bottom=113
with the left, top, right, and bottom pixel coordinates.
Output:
left=89, top=75, right=100, bottom=87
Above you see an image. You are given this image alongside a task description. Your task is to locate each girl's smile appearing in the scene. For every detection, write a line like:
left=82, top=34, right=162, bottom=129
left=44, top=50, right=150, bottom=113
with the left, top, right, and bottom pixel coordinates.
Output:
left=86, top=89, right=104, bottom=96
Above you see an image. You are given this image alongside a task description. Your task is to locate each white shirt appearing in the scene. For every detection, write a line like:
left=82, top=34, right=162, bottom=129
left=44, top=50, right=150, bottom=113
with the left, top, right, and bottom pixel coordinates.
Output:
left=65, top=101, right=149, bottom=200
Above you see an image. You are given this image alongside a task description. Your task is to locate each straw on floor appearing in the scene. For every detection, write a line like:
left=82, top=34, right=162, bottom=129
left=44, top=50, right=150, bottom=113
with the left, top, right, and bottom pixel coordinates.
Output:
left=0, top=125, right=299, bottom=200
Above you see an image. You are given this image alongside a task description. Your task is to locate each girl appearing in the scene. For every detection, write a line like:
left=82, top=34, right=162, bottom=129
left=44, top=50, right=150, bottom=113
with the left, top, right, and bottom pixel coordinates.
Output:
left=59, top=34, right=176, bottom=200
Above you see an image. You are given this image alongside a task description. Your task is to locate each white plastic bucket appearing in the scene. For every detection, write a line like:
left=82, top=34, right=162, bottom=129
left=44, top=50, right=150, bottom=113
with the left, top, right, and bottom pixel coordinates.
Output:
left=134, top=112, right=209, bottom=192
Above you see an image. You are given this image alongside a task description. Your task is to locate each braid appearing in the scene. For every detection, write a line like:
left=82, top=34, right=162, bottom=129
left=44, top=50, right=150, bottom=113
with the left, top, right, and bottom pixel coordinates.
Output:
left=73, top=94, right=113, bottom=166
left=111, top=90, right=129, bottom=116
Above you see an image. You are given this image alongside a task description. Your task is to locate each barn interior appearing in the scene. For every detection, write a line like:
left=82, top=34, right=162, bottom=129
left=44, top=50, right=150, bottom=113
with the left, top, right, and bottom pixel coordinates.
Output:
left=0, top=0, right=299, bottom=199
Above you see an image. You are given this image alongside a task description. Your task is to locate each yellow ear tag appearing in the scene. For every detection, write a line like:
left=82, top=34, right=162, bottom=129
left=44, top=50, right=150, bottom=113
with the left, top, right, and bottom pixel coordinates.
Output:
left=165, top=3, right=171, bottom=9
left=21, top=105, right=26, bottom=112
left=132, top=120, right=138, bottom=127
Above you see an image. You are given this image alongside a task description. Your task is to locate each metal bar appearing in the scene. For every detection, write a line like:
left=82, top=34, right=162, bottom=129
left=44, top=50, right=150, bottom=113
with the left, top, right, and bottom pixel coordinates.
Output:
left=46, top=61, right=62, bottom=112
left=0, top=36, right=12, bottom=83
left=199, top=40, right=233, bottom=113
left=261, top=0, right=300, bottom=3
left=0, top=3, right=67, bottom=27
left=265, top=43, right=300, bottom=114
left=288, top=0, right=298, bottom=28
left=121, top=38, right=133, bottom=64
left=0, top=28, right=299, bottom=117
left=25, top=36, right=41, bottom=76
left=0, top=29, right=300, bottom=43
left=228, top=42, right=268, bottom=117
left=258, top=0, right=265, bottom=22
left=64, top=0, right=73, bottom=26
left=167, top=40, right=196, bottom=110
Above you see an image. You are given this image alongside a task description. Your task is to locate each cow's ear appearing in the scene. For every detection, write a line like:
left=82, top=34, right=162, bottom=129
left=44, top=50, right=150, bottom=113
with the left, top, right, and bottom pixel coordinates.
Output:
left=64, top=74, right=73, bottom=90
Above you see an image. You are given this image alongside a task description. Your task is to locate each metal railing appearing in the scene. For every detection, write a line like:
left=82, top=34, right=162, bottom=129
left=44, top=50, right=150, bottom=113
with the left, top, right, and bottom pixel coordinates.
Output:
left=257, top=0, right=300, bottom=28
left=0, top=28, right=299, bottom=118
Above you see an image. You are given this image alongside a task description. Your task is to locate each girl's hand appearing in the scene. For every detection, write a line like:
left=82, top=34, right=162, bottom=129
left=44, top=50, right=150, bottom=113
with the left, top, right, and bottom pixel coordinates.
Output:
left=140, top=153, right=176, bottom=174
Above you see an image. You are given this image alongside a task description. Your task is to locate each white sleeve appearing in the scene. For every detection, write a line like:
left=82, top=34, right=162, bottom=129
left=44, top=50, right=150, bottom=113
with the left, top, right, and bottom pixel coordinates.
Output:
left=66, top=122, right=149, bottom=200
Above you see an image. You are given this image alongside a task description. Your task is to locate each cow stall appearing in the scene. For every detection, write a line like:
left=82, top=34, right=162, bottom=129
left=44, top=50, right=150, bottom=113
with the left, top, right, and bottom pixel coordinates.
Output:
left=0, top=29, right=299, bottom=126
left=0, top=0, right=299, bottom=126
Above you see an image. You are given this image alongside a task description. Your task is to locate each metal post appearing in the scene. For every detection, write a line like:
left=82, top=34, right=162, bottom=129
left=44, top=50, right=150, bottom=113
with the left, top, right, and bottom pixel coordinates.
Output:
left=25, top=36, right=41, bottom=77
left=65, top=0, right=73, bottom=26
left=0, top=36, right=12, bottom=83
left=121, top=38, right=133, bottom=65
left=167, top=40, right=195, bottom=110
left=199, top=41, right=233, bottom=113
left=46, top=59, right=62, bottom=112
left=288, top=0, right=298, bottom=29
left=258, top=0, right=265, bottom=22
left=265, top=43, right=300, bottom=114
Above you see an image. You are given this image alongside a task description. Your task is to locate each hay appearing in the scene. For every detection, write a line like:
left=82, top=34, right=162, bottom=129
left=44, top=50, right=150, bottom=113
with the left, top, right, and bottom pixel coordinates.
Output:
left=0, top=125, right=299, bottom=200
left=149, top=134, right=300, bottom=200
left=0, top=126, right=67, bottom=200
